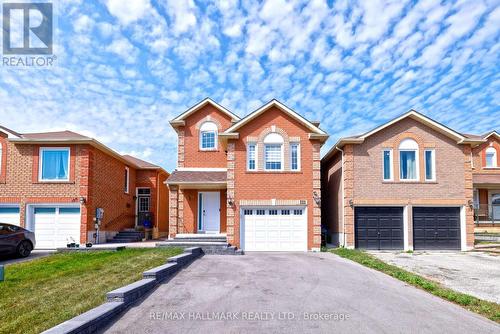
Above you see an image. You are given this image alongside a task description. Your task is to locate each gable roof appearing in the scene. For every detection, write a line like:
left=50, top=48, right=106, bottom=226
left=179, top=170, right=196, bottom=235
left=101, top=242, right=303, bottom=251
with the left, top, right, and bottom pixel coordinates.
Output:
left=170, top=98, right=240, bottom=127
left=221, top=99, right=328, bottom=141
left=322, top=109, right=486, bottom=162
left=482, top=130, right=500, bottom=140
left=3, top=125, right=167, bottom=172
left=0, top=125, right=22, bottom=138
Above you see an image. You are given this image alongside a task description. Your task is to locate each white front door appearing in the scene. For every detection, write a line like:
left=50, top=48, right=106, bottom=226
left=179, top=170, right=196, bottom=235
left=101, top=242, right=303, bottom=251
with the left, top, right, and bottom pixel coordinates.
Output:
left=200, top=192, right=220, bottom=233
left=241, top=207, right=307, bottom=251
left=30, top=206, right=81, bottom=249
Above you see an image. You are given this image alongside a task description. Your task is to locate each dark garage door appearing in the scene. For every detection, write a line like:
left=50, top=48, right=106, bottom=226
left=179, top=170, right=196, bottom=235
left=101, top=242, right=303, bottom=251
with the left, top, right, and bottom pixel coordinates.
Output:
left=355, top=207, right=404, bottom=250
left=413, top=207, right=461, bottom=250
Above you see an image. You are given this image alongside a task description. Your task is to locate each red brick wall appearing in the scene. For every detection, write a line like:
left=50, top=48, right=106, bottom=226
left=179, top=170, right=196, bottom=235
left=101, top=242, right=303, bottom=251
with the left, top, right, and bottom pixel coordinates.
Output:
left=472, top=135, right=500, bottom=172
left=0, top=141, right=87, bottom=241
left=90, top=148, right=136, bottom=233
left=179, top=104, right=233, bottom=168
left=229, top=106, right=321, bottom=250
left=181, top=189, right=227, bottom=233
left=321, top=151, right=342, bottom=238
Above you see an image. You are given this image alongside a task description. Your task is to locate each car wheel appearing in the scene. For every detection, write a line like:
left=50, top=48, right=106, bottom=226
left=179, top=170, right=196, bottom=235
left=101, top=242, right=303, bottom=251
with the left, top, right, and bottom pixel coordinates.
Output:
left=17, top=240, right=33, bottom=258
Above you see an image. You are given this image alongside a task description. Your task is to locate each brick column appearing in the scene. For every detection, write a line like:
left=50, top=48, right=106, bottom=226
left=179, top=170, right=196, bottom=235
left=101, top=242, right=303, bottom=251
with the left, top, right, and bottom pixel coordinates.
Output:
left=79, top=146, right=93, bottom=244
left=226, top=142, right=235, bottom=245
left=312, top=143, right=322, bottom=250
left=178, top=189, right=184, bottom=234
left=169, top=185, right=178, bottom=238
left=177, top=128, right=185, bottom=168
left=343, top=144, right=355, bottom=248
left=464, top=145, right=475, bottom=249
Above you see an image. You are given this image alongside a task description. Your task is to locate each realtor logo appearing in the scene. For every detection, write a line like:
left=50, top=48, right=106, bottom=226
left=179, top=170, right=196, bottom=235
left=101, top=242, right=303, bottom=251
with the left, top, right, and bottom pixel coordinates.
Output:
left=2, top=2, right=53, bottom=55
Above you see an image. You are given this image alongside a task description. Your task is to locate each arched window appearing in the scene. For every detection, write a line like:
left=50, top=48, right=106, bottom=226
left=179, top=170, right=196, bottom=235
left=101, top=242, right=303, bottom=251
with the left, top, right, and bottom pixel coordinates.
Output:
left=486, top=147, right=497, bottom=167
left=399, top=138, right=419, bottom=180
left=199, top=122, right=218, bottom=150
left=263, top=133, right=284, bottom=170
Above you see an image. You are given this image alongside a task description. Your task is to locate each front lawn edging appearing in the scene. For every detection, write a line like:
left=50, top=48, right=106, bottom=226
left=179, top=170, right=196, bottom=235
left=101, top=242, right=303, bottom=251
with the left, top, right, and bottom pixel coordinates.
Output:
left=42, top=247, right=203, bottom=334
left=331, top=248, right=500, bottom=324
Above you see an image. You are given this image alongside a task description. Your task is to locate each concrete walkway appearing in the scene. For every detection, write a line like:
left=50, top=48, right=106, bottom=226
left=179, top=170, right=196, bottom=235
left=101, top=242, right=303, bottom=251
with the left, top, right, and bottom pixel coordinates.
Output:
left=102, top=252, right=499, bottom=334
left=371, top=251, right=500, bottom=304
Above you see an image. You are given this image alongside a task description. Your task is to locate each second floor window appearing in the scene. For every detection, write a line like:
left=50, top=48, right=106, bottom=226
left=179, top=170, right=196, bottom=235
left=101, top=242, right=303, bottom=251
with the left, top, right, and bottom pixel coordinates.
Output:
left=382, top=149, right=393, bottom=180
left=39, top=148, right=70, bottom=181
left=425, top=149, right=436, bottom=181
left=290, top=143, right=300, bottom=171
left=264, top=133, right=284, bottom=170
left=247, top=143, right=256, bottom=170
left=199, top=121, right=217, bottom=150
left=486, top=147, right=497, bottom=167
left=399, top=139, right=418, bottom=181
left=124, top=167, right=130, bottom=193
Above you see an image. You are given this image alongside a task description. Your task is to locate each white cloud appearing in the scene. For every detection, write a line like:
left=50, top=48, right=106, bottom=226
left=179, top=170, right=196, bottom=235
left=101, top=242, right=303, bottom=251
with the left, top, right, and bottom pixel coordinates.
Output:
left=104, top=0, right=152, bottom=25
left=106, top=37, right=138, bottom=63
left=164, top=0, right=197, bottom=34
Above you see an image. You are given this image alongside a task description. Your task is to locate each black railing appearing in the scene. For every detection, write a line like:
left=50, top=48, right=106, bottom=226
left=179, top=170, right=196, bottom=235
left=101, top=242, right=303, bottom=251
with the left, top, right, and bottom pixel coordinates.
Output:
left=474, top=204, right=500, bottom=224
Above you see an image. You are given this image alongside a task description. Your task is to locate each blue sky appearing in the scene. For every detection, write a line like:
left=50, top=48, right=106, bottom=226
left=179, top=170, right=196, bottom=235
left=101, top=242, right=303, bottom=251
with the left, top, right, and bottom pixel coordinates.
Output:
left=0, top=0, right=499, bottom=171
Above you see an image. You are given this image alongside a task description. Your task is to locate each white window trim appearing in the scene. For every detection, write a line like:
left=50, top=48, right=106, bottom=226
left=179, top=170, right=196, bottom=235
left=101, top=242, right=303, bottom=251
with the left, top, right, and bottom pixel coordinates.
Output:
left=247, top=143, right=257, bottom=171
left=290, top=143, right=301, bottom=171
left=424, top=149, right=436, bottom=181
left=264, top=144, right=284, bottom=171
left=199, top=121, right=218, bottom=151
left=124, top=166, right=130, bottom=194
left=38, top=147, right=71, bottom=182
left=399, top=149, right=419, bottom=181
left=382, top=149, right=393, bottom=181
left=485, top=147, right=497, bottom=168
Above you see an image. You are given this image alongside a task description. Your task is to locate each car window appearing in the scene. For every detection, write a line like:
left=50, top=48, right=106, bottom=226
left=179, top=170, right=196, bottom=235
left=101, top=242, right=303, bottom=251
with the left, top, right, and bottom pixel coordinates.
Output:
left=0, top=224, right=18, bottom=235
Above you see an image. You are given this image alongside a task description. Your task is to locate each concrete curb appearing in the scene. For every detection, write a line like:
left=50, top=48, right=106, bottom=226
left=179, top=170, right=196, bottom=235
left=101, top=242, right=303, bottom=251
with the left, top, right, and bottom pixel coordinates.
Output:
left=42, top=247, right=203, bottom=334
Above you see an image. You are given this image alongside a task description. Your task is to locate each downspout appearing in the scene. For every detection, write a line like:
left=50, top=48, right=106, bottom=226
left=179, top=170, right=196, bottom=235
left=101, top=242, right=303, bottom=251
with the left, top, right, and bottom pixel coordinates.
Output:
left=335, top=146, right=345, bottom=247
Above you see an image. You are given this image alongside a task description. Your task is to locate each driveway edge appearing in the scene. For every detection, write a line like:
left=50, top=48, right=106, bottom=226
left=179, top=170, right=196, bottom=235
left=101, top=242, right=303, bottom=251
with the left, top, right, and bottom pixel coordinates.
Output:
left=41, top=247, right=204, bottom=334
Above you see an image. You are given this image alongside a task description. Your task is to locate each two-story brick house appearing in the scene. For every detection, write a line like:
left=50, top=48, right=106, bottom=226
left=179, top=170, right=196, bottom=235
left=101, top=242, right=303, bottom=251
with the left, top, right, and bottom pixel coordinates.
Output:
left=321, top=110, right=485, bottom=251
left=166, top=98, right=329, bottom=251
left=0, top=126, right=169, bottom=248
left=469, top=131, right=500, bottom=232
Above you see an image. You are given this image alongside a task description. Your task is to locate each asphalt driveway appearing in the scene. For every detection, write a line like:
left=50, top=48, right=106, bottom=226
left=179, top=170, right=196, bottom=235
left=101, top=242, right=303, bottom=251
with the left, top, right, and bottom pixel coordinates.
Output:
left=102, top=252, right=498, bottom=333
left=371, top=251, right=500, bottom=304
left=0, top=250, right=55, bottom=266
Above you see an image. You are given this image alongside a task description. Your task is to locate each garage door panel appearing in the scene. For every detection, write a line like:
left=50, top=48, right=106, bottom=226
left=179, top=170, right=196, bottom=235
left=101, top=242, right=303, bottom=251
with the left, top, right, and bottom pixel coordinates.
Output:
left=413, top=207, right=460, bottom=250
left=242, top=206, right=307, bottom=252
left=33, top=206, right=81, bottom=249
left=355, top=207, right=404, bottom=250
left=0, top=206, right=21, bottom=226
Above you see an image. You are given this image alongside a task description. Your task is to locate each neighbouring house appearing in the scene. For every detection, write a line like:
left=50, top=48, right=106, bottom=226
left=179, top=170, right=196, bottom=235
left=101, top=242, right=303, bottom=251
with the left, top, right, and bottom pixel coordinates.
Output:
left=166, top=98, right=329, bottom=251
left=321, top=110, right=485, bottom=251
left=0, top=126, right=169, bottom=248
left=469, top=131, right=500, bottom=233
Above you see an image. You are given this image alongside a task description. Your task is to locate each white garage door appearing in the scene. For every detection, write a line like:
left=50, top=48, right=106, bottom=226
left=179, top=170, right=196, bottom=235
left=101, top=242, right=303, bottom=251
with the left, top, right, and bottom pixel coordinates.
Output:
left=241, top=207, right=307, bottom=251
left=0, top=206, right=20, bottom=226
left=32, top=206, right=81, bottom=249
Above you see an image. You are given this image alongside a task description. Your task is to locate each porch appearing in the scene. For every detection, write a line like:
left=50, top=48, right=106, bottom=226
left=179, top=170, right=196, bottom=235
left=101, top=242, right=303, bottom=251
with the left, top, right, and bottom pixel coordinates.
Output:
left=166, top=170, right=228, bottom=237
left=473, top=180, right=500, bottom=231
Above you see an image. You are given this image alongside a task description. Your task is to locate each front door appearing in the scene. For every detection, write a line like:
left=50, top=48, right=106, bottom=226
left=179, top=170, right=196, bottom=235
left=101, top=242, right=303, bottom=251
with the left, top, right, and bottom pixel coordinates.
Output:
left=199, top=192, right=220, bottom=233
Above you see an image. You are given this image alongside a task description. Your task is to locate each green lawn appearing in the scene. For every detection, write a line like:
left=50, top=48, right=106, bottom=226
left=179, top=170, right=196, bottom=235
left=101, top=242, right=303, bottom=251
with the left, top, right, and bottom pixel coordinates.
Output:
left=0, top=247, right=183, bottom=334
left=331, top=248, right=500, bottom=323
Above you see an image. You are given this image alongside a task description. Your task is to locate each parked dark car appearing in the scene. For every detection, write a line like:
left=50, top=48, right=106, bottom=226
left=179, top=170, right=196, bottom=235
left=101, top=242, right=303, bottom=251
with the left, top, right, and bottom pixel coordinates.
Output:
left=0, top=223, right=36, bottom=257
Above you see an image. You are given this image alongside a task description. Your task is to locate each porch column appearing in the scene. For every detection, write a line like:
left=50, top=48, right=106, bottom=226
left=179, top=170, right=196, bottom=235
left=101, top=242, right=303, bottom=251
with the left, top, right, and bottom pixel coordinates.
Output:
left=169, top=185, right=178, bottom=238
left=343, top=144, right=355, bottom=248
left=312, top=143, right=322, bottom=251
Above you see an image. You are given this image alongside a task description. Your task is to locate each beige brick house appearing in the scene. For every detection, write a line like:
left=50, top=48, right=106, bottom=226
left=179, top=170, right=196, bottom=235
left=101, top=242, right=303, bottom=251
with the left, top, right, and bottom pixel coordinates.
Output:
left=321, top=110, right=485, bottom=251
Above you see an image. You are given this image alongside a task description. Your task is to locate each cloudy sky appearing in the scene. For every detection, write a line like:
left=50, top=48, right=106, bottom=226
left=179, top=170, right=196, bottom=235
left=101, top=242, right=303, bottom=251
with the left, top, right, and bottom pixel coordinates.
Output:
left=1, top=0, right=499, bottom=171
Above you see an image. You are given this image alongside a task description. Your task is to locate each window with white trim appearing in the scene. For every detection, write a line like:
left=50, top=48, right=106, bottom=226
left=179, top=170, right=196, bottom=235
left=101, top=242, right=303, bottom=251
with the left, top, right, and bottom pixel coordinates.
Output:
left=382, top=149, right=393, bottom=181
left=39, top=147, right=70, bottom=181
left=293, top=209, right=303, bottom=215
left=199, top=122, right=217, bottom=150
left=124, top=167, right=130, bottom=193
left=399, top=139, right=419, bottom=181
left=486, top=147, right=497, bottom=167
left=244, top=209, right=253, bottom=215
left=256, top=209, right=265, bottom=215
left=269, top=209, right=278, bottom=215
left=290, top=143, right=300, bottom=171
left=424, top=149, right=436, bottom=181
left=247, top=143, right=256, bottom=171
left=264, top=133, right=284, bottom=171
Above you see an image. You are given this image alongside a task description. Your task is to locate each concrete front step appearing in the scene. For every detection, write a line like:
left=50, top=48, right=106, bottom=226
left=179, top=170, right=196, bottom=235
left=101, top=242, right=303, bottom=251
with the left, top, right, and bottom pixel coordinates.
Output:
left=156, top=242, right=243, bottom=255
